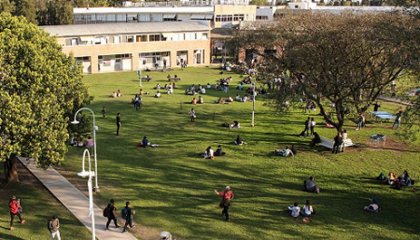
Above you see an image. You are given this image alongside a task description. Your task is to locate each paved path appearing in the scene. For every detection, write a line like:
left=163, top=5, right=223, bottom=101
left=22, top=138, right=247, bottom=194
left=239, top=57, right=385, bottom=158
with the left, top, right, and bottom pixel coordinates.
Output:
left=18, top=157, right=137, bottom=240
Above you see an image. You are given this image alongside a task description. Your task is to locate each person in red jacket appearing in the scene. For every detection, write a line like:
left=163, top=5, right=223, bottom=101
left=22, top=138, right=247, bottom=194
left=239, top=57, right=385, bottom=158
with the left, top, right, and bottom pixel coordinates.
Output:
left=214, top=186, right=234, bottom=221
left=9, top=196, right=25, bottom=230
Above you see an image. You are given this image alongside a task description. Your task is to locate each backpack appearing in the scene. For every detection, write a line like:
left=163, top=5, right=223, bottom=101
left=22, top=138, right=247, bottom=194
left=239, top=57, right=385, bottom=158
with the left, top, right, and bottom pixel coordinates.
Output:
left=103, top=204, right=111, bottom=218
left=121, top=207, right=128, bottom=219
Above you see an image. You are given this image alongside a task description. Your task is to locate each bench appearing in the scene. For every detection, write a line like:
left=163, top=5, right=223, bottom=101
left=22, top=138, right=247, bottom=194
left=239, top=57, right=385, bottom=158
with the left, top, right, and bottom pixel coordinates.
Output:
left=169, top=77, right=181, bottom=82
left=318, top=136, right=354, bottom=150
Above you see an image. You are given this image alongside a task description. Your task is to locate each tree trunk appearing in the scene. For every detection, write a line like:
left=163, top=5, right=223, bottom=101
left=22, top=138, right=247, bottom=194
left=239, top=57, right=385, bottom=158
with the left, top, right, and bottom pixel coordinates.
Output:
left=4, top=155, right=19, bottom=183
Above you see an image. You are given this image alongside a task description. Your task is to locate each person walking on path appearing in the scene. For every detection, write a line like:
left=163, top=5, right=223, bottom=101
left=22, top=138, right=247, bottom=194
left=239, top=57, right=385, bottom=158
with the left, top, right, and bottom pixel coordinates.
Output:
left=122, top=201, right=134, bottom=233
left=48, top=215, right=61, bottom=240
left=189, top=108, right=196, bottom=122
left=214, top=186, right=234, bottom=221
left=105, top=199, right=120, bottom=230
left=116, top=113, right=121, bottom=136
left=9, top=196, right=25, bottom=230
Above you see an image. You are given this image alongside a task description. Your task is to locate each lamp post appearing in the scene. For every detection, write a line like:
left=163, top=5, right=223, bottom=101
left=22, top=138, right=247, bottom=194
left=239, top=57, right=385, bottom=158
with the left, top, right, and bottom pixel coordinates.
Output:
left=137, top=68, right=142, bottom=87
left=71, top=107, right=99, bottom=192
left=251, top=82, right=256, bottom=127
left=80, top=149, right=96, bottom=240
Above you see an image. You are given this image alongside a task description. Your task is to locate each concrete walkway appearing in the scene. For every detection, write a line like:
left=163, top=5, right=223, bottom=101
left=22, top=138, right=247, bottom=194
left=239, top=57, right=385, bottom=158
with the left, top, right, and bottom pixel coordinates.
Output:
left=18, top=157, right=137, bottom=240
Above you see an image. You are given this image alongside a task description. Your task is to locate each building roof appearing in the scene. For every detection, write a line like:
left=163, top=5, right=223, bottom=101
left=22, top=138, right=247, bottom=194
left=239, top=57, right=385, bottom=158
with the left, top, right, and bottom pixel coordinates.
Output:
left=41, top=21, right=210, bottom=37
left=73, top=7, right=214, bottom=14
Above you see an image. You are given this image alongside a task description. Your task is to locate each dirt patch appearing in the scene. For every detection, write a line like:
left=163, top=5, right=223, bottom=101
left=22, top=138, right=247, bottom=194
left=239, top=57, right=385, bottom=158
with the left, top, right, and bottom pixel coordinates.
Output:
left=365, top=136, right=414, bottom=152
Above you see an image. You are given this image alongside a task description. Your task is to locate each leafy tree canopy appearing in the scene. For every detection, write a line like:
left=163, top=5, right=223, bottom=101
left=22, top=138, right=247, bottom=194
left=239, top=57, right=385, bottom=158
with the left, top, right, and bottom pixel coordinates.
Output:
left=0, top=13, right=88, bottom=174
left=231, top=12, right=420, bottom=132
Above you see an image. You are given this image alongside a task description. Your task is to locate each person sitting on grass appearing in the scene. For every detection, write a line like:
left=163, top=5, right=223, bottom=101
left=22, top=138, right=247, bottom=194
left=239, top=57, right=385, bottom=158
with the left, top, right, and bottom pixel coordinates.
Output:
left=235, top=94, right=242, bottom=102
left=215, top=145, right=226, bottom=156
left=304, top=176, right=320, bottom=193
left=230, top=121, right=240, bottom=129
left=400, top=170, right=414, bottom=187
left=155, top=91, right=161, bottom=98
left=203, top=146, right=214, bottom=160
left=216, top=97, right=225, bottom=104
left=301, top=200, right=314, bottom=217
left=387, top=172, right=397, bottom=185
left=198, top=96, right=204, bottom=104
left=140, top=136, right=150, bottom=148
left=288, top=202, right=300, bottom=218
left=200, top=87, right=206, bottom=94
left=376, top=172, right=386, bottom=183
left=234, top=135, right=245, bottom=145
left=310, top=132, right=321, bottom=147
left=364, top=198, right=380, bottom=213
left=275, top=146, right=294, bottom=157
left=191, top=97, right=197, bottom=105
left=225, top=96, right=234, bottom=103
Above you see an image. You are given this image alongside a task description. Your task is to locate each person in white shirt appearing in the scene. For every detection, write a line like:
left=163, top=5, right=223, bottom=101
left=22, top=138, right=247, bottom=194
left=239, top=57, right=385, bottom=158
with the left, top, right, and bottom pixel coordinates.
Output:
left=301, top=200, right=314, bottom=217
left=288, top=202, right=300, bottom=218
left=342, top=129, right=348, bottom=141
left=310, top=117, right=316, bottom=136
left=155, top=91, right=161, bottom=98
left=364, top=198, right=380, bottom=213
left=204, top=146, right=214, bottom=159
left=275, top=146, right=294, bottom=157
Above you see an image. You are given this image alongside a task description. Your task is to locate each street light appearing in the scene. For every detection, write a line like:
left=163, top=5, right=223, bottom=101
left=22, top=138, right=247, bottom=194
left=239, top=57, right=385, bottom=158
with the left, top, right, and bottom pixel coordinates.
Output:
left=137, top=69, right=142, bottom=87
left=251, top=82, right=256, bottom=127
left=72, top=107, right=99, bottom=192
left=80, top=149, right=96, bottom=240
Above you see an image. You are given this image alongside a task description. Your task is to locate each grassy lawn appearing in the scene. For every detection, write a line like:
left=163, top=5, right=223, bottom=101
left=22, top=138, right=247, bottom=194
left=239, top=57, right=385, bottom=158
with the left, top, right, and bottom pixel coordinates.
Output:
left=59, top=67, right=420, bottom=239
left=0, top=164, right=92, bottom=240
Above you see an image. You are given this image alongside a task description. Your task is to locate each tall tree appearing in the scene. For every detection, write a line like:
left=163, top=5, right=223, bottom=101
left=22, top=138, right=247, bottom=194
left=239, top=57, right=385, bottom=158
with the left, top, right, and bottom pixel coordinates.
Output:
left=0, top=0, right=15, bottom=13
left=0, top=13, right=88, bottom=182
left=232, top=12, right=419, bottom=132
left=12, top=0, right=37, bottom=23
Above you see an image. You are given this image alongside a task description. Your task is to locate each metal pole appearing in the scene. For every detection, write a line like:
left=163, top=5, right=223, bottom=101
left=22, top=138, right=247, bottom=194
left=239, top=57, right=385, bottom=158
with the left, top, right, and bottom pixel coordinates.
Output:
left=73, top=107, right=99, bottom=191
left=85, top=149, right=96, bottom=240
left=91, top=112, right=99, bottom=192
left=251, top=83, right=256, bottom=127
left=138, top=69, right=142, bottom=87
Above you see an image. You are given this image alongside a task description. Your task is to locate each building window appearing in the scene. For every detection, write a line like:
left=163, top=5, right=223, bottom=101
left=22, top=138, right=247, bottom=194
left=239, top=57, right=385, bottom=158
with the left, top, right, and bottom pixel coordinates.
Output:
left=220, top=15, right=232, bottom=22
left=115, top=54, right=131, bottom=58
left=233, top=14, right=244, bottom=21
left=256, top=16, right=269, bottom=20
left=136, top=35, right=147, bottom=42
left=215, top=15, right=221, bottom=22
left=149, top=34, right=161, bottom=41
left=127, top=36, right=134, bottom=43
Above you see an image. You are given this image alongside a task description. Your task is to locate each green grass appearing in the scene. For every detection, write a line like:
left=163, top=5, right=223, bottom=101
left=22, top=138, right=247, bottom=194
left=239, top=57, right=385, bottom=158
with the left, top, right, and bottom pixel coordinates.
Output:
left=36, top=67, right=420, bottom=239
left=0, top=171, right=92, bottom=240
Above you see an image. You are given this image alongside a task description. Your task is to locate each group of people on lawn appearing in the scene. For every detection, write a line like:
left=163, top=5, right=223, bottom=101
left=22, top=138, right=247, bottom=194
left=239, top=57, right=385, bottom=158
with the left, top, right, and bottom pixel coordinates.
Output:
left=377, top=170, right=415, bottom=189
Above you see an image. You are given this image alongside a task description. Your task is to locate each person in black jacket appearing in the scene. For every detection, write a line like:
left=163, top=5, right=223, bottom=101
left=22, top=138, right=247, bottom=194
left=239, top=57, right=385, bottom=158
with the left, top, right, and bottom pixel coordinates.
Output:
left=116, top=113, right=121, bottom=136
left=105, top=199, right=119, bottom=230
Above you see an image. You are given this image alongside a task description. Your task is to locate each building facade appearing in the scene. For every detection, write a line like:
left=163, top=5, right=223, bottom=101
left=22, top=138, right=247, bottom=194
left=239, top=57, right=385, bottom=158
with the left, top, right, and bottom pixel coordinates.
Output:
left=73, top=3, right=266, bottom=28
left=42, top=22, right=211, bottom=73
